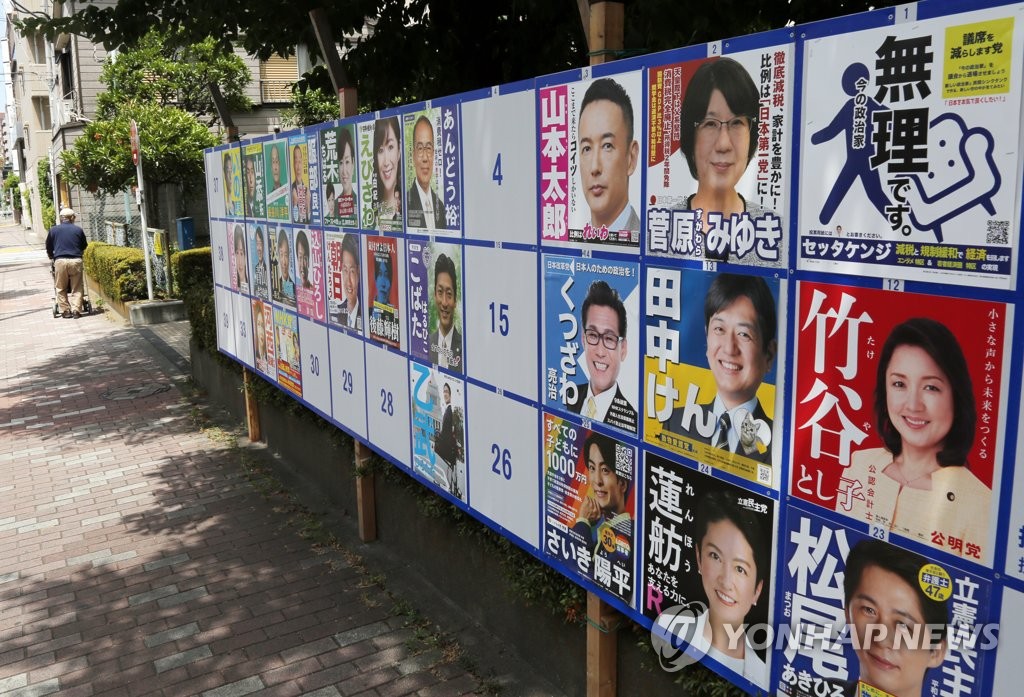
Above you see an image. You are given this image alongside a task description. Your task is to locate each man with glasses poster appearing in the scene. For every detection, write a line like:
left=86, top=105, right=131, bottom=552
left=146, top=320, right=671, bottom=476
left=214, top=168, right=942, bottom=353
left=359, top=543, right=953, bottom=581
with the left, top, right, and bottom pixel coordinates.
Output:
left=406, top=115, right=447, bottom=231
left=566, top=280, right=637, bottom=434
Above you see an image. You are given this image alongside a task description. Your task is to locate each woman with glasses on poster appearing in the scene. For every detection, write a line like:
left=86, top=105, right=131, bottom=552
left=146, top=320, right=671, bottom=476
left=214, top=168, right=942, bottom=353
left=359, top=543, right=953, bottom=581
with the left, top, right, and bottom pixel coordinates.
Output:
left=836, top=318, right=990, bottom=558
left=679, top=57, right=773, bottom=261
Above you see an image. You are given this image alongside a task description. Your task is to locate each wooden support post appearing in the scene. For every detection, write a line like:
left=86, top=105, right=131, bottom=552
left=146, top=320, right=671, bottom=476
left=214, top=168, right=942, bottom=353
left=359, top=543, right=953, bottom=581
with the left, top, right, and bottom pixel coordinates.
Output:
left=242, top=367, right=261, bottom=442
left=354, top=441, right=377, bottom=542
left=586, top=591, right=619, bottom=697
left=588, top=2, right=624, bottom=66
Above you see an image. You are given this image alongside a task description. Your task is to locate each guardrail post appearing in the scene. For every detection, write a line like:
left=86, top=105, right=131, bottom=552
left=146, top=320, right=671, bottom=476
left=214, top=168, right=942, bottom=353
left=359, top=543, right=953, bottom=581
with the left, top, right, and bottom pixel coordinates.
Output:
left=587, top=592, right=619, bottom=697
left=354, top=441, right=377, bottom=542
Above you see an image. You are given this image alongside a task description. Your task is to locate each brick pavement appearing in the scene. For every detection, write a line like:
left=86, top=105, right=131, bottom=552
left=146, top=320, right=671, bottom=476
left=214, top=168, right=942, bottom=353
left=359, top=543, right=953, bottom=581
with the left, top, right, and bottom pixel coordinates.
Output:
left=0, top=222, right=560, bottom=697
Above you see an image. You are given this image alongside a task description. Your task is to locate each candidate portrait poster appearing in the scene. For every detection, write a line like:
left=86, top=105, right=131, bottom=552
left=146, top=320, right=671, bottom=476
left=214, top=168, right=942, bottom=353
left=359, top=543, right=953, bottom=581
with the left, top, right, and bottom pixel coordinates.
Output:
left=294, top=228, right=325, bottom=322
left=646, top=46, right=792, bottom=269
left=227, top=222, right=248, bottom=293
left=273, top=307, right=302, bottom=398
left=320, top=124, right=359, bottom=228
left=269, top=225, right=296, bottom=308
left=264, top=139, right=290, bottom=222
left=410, top=363, right=467, bottom=501
left=358, top=116, right=404, bottom=233
left=543, top=255, right=639, bottom=436
left=403, top=106, right=462, bottom=235
left=538, top=71, right=643, bottom=249
left=248, top=223, right=271, bottom=301
left=288, top=135, right=312, bottom=225
left=543, top=413, right=635, bottom=606
left=798, top=5, right=1023, bottom=288
left=790, top=282, right=1010, bottom=564
left=367, top=235, right=400, bottom=348
left=408, top=240, right=463, bottom=372
left=644, top=452, right=775, bottom=690
left=778, top=510, right=993, bottom=697
left=326, top=232, right=362, bottom=333
left=644, top=268, right=783, bottom=488
left=251, top=299, right=275, bottom=379
left=221, top=149, right=243, bottom=217
left=242, top=143, right=266, bottom=219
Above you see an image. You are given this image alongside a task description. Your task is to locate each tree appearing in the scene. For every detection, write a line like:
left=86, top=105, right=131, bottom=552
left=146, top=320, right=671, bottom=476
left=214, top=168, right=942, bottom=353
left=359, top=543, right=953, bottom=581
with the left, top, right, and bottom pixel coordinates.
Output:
left=279, top=66, right=340, bottom=128
left=96, top=28, right=252, bottom=126
left=61, top=103, right=217, bottom=197
left=19, top=0, right=901, bottom=110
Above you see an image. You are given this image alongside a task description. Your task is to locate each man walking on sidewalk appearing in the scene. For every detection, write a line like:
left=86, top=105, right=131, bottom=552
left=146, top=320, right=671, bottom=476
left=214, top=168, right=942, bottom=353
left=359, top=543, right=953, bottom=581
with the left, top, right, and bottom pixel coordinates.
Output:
left=46, top=207, right=88, bottom=318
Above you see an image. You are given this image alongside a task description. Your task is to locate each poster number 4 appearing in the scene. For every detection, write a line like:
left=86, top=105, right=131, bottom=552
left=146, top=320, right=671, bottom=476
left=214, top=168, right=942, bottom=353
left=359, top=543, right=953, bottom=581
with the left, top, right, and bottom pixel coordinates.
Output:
left=492, top=153, right=503, bottom=186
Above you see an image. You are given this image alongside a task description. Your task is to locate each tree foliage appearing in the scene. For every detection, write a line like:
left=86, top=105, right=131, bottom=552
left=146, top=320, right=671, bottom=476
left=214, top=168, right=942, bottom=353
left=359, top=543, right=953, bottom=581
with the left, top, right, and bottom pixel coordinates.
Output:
left=279, top=66, right=340, bottom=128
left=61, top=102, right=217, bottom=196
left=97, top=29, right=252, bottom=125
left=20, top=0, right=901, bottom=111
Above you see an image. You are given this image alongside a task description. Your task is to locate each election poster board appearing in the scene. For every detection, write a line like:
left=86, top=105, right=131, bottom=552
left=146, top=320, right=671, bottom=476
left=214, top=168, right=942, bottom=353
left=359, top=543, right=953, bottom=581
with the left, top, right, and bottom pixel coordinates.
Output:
left=204, top=3, right=1024, bottom=696
left=646, top=42, right=792, bottom=269
left=798, top=3, right=1024, bottom=289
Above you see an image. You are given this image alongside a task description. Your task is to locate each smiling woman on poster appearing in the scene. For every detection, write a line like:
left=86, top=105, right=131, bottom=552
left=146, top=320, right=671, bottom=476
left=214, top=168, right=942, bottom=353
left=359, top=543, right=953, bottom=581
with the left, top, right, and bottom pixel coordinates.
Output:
left=679, top=58, right=774, bottom=260
left=837, top=318, right=990, bottom=557
left=689, top=489, right=769, bottom=688
left=373, top=117, right=402, bottom=227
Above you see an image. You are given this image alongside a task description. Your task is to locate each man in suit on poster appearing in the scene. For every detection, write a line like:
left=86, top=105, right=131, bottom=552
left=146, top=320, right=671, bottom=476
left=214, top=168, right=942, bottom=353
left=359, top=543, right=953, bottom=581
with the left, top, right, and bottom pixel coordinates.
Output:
left=665, top=273, right=777, bottom=463
left=565, top=280, right=637, bottom=434
left=407, top=116, right=447, bottom=230
left=428, top=253, right=462, bottom=371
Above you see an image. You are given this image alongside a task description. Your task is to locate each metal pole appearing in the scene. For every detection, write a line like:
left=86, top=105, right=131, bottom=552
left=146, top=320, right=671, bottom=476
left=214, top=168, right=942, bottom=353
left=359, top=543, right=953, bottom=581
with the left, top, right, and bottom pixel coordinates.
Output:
left=135, top=155, right=154, bottom=300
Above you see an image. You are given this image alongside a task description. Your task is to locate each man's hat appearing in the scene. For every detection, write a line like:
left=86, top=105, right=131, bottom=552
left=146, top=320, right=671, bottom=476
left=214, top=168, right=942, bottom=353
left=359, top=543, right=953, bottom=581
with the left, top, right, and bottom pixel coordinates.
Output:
left=59, top=207, right=76, bottom=218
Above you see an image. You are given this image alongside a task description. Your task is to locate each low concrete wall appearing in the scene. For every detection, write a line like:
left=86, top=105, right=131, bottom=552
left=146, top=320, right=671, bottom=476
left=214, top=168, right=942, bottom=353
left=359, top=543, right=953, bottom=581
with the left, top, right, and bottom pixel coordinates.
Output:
left=190, top=344, right=677, bottom=697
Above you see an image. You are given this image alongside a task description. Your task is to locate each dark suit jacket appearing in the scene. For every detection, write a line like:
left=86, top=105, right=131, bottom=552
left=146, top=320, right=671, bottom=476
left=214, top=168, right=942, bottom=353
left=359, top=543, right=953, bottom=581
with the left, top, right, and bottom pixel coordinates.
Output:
left=664, top=399, right=773, bottom=463
left=429, top=327, right=463, bottom=372
left=565, top=383, right=637, bottom=434
left=406, top=184, right=447, bottom=229
left=435, top=404, right=456, bottom=466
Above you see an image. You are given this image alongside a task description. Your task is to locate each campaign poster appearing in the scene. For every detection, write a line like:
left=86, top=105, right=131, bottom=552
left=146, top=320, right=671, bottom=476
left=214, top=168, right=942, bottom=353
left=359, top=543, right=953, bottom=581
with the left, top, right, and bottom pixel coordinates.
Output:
left=249, top=222, right=271, bottom=301
left=538, top=71, right=643, bottom=249
left=287, top=135, right=312, bottom=225
left=410, top=362, right=467, bottom=501
left=242, top=143, right=266, bottom=219
left=358, top=116, right=404, bottom=233
left=325, top=231, right=362, bottom=332
left=222, top=148, right=243, bottom=217
left=408, top=240, right=463, bottom=372
left=264, top=139, right=290, bottom=222
left=790, top=282, right=1010, bottom=564
left=251, top=299, right=276, bottom=379
left=644, top=452, right=775, bottom=690
left=273, top=307, right=302, bottom=398
left=403, top=106, right=462, bottom=235
left=367, top=235, right=400, bottom=348
left=543, top=413, right=636, bottom=605
left=294, top=228, right=325, bottom=322
left=646, top=47, right=791, bottom=268
left=1006, top=350, right=1024, bottom=582
left=269, top=225, right=296, bottom=307
left=227, top=222, right=249, bottom=293
left=320, top=124, right=359, bottom=228
left=644, top=267, right=783, bottom=488
left=778, top=510, right=993, bottom=697
left=798, top=6, right=1023, bottom=289
left=542, top=254, right=639, bottom=436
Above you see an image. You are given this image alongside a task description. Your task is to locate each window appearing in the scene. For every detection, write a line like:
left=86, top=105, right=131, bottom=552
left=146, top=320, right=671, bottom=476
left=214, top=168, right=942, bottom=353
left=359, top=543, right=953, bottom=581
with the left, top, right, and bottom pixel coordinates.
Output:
left=258, top=55, right=298, bottom=103
left=32, top=97, right=51, bottom=131
left=30, top=33, right=47, bottom=64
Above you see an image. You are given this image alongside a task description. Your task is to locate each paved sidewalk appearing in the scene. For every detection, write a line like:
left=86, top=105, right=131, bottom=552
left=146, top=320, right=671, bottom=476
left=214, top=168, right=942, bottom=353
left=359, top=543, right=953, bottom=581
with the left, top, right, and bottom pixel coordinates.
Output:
left=0, top=222, right=556, bottom=697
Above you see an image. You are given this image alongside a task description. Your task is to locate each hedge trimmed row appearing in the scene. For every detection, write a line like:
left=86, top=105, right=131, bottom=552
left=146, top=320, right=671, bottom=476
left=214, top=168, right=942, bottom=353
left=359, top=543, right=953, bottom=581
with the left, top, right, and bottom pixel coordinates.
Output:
left=172, top=247, right=216, bottom=350
left=83, top=241, right=147, bottom=302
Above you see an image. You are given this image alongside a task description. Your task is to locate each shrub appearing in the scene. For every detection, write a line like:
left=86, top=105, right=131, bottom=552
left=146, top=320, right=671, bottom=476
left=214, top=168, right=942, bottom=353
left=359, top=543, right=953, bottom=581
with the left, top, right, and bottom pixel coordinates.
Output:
left=83, top=241, right=147, bottom=302
left=172, top=247, right=216, bottom=350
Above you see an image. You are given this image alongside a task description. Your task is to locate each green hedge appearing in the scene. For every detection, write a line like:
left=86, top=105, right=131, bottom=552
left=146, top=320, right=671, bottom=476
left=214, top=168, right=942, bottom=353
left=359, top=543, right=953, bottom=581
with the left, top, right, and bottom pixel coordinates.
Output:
left=83, top=241, right=147, bottom=302
left=172, top=247, right=216, bottom=350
